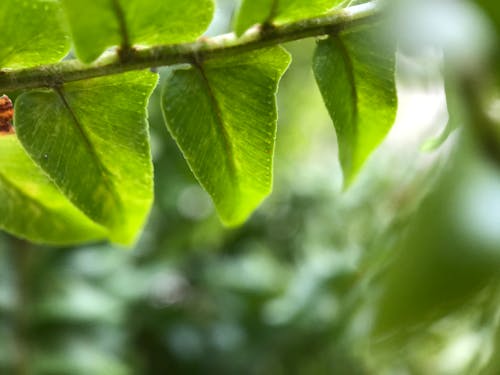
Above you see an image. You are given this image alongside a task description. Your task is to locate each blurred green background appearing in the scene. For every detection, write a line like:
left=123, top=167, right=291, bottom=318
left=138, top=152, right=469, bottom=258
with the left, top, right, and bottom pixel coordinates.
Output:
left=1, top=0, right=500, bottom=374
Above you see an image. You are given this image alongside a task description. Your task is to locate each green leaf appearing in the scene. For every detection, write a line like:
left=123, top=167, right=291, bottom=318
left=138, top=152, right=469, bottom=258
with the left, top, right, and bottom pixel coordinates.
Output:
left=313, top=24, right=397, bottom=185
left=162, top=47, right=291, bottom=226
left=0, top=0, right=70, bottom=69
left=15, top=71, right=158, bottom=245
left=61, top=0, right=215, bottom=63
left=235, top=0, right=343, bottom=36
left=0, top=136, right=105, bottom=245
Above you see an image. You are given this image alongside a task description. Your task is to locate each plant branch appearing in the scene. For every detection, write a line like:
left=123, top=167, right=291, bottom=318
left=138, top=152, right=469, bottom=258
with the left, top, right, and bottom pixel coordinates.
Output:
left=0, top=2, right=379, bottom=92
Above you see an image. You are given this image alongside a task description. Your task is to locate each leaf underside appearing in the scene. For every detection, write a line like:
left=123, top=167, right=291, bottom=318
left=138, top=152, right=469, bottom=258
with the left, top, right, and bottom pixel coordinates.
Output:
left=162, top=47, right=291, bottom=226
left=15, top=71, right=158, bottom=245
left=313, top=23, right=398, bottom=185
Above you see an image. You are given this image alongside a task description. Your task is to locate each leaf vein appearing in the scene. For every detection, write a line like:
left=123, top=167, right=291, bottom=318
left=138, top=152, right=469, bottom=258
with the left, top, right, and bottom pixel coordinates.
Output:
left=54, top=86, right=119, bottom=208
left=193, top=62, right=238, bottom=181
left=333, top=34, right=359, bottom=125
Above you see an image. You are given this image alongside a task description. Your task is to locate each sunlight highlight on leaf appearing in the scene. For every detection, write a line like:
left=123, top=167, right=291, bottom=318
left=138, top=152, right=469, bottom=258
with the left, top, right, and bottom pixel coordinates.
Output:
left=0, top=0, right=69, bottom=68
left=0, top=136, right=105, bottom=245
